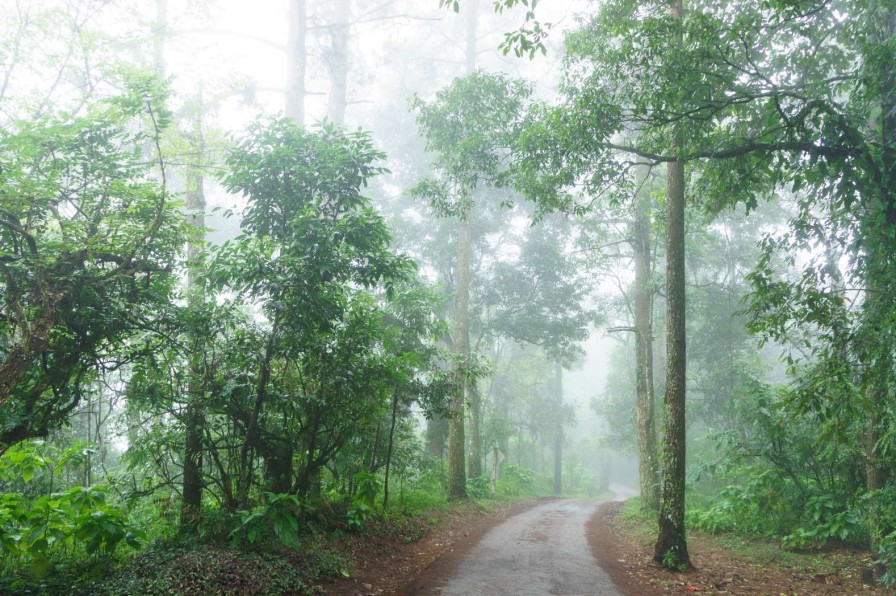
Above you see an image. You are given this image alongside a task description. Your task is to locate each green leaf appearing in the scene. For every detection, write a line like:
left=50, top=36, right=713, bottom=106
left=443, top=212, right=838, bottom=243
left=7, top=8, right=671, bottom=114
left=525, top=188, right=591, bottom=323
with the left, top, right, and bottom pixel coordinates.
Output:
left=30, top=555, right=52, bottom=578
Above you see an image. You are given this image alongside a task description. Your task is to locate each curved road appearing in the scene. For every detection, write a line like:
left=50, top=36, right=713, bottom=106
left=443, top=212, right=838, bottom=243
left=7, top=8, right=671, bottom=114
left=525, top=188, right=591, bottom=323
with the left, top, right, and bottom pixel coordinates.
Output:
left=417, top=498, right=623, bottom=595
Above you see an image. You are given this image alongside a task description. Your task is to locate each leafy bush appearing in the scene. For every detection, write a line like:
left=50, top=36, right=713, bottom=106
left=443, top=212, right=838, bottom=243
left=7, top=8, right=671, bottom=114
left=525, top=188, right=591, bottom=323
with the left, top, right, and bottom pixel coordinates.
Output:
left=781, top=494, right=861, bottom=548
left=687, top=474, right=863, bottom=550
left=497, top=464, right=535, bottom=496
left=0, top=486, right=143, bottom=578
left=393, top=458, right=448, bottom=512
left=875, top=529, right=896, bottom=588
left=347, top=472, right=382, bottom=531
left=465, top=475, right=492, bottom=499
left=859, top=485, right=896, bottom=586
left=684, top=478, right=785, bottom=536
left=229, top=493, right=307, bottom=549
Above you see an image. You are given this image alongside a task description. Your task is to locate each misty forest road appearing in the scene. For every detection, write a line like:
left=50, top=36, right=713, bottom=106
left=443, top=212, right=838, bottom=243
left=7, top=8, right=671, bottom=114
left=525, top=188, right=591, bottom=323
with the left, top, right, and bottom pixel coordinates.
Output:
left=408, top=495, right=629, bottom=595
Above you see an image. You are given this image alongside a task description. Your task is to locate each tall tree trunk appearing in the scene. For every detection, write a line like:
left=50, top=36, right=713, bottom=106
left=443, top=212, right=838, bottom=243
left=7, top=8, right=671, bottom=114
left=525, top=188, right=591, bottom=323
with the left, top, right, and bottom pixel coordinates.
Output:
left=326, top=0, right=350, bottom=125
left=295, top=407, right=322, bottom=498
left=654, top=154, right=691, bottom=569
left=180, top=397, right=204, bottom=529
left=552, top=361, right=563, bottom=496
left=180, top=115, right=206, bottom=531
left=254, top=1, right=307, bottom=496
left=446, top=0, right=479, bottom=502
left=448, top=216, right=471, bottom=500
left=237, top=317, right=279, bottom=508
left=425, top=416, right=448, bottom=458
left=864, top=0, right=896, bottom=580
left=84, top=387, right=93, bottom=486
left=425, top=252, right=455, bottom=459
left=383, top=389, right=400, bottom=509
left=468, top=382, right=482, bottom=479
left=634, top=178, right=659, bottom=510
left=655, top=1, right=690, bottom=561
left=151, top=0, right=207, bottom=532
left=286, top=0, right=307, bottom=125
left=369, top=419, right=382, bottom=473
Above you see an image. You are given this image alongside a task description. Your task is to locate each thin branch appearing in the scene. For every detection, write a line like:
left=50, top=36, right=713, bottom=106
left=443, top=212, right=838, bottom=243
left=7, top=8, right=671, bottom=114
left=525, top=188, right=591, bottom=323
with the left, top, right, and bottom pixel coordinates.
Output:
left=605, top=326, right=636, bottom=333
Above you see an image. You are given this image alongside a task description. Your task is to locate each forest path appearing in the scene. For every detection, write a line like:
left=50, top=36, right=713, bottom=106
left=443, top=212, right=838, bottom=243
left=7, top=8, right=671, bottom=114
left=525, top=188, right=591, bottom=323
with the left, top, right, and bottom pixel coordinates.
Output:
left=406, top=494, right=628, bottom=595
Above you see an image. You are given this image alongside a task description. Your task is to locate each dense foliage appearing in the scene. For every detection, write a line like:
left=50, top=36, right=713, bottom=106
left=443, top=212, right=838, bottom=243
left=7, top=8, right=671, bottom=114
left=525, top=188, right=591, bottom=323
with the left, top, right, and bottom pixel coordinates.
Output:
left=1, top=0, right=895, bottom=590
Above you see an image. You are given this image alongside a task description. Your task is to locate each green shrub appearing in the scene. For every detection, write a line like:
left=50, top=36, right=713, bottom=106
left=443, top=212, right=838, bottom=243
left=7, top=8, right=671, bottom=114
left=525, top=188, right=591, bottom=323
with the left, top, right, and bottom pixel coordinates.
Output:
left=394, top=459, right=448, bottom=512
left=347, top=472, right=382, bottom=531
left=687, top=473, right=863, bottom=551
left=229, top=492, right=308, bottom=549
left=875, top=529, right=896, bottom=588
left=0, top=486, right=143, bottom=578
left=497, top=464, right=535, bottom=496
left=465, top=475, right=491, bottom=499
left=686, top=468, right=805, bottom=538
left=781, top=494, right=861, bottom=548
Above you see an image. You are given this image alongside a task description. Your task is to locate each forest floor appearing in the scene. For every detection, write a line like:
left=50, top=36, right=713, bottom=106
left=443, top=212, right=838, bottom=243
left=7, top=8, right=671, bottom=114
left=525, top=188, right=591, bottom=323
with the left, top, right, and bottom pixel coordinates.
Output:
left=589, top=500, right=890, bottom=595
left=326, top=497, right=892, bottom=595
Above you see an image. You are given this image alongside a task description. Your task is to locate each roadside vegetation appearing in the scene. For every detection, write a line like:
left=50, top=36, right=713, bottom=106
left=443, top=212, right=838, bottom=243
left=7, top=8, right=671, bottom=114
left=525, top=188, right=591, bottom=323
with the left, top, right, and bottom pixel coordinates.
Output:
left=599, top=498, right=887, bottom=594
left=0, top=440, right=557, bottom=595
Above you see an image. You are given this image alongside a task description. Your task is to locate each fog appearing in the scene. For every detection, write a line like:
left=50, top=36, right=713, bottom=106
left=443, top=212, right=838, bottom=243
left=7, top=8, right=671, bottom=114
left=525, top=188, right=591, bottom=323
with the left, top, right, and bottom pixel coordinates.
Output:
left=11, top=1, right=891, bottom=585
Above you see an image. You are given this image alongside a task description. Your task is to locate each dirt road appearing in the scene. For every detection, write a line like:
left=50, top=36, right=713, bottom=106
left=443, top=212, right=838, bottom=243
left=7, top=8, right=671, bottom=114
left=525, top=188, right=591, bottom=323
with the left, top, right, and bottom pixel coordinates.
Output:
left=406, top=499, right=622, bottom=595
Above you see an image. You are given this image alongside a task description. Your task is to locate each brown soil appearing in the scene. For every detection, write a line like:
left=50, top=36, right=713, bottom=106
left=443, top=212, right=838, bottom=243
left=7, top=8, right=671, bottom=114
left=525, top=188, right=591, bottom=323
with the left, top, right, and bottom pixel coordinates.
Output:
left=588, top=500, right=891, bottom=595
left=322, top=499, right=539, bottom=595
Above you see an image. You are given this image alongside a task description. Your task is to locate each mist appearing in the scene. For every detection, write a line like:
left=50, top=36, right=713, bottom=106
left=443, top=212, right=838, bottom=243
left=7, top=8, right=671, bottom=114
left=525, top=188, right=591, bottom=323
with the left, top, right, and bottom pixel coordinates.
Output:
left=1, top=0, right=894, bottom=592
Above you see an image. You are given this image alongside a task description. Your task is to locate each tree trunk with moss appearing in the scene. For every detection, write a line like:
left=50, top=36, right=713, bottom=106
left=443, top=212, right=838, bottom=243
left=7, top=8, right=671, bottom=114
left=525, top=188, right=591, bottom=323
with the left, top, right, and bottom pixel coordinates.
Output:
left=654, top=0, right=691, bottom=571
left=654, top=153, right=691, bottom=570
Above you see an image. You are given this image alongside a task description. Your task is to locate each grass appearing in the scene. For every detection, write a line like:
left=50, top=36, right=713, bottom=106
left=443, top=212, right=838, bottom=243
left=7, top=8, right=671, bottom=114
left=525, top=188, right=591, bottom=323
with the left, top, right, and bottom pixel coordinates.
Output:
left=618, top=496, right=657, bottom=539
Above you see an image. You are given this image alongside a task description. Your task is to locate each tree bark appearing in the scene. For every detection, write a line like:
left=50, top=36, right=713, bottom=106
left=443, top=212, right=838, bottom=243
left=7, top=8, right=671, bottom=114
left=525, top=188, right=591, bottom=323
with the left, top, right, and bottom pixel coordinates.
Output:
left=634, top=177, right=659, bottom=510
left=654, top=0, right=691, bottom=571
left=0, top=296, right=61, bottom=410
left=149, top=0, right=206, bottom=533
left=180, top=397, right=204, bottom=530
left=654, top=154, right=691, bottom=569
left=553, top=361, right=563, bottom=496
